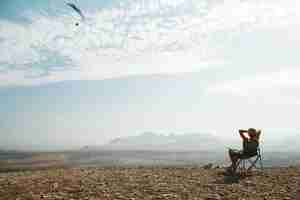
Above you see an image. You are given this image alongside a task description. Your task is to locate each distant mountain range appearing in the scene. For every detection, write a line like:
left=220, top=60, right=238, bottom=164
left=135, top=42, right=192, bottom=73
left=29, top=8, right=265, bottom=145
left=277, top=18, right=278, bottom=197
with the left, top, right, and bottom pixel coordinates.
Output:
left=80, top=132, right=300, bottom=153
left=83, top=132, right=225, bottom=151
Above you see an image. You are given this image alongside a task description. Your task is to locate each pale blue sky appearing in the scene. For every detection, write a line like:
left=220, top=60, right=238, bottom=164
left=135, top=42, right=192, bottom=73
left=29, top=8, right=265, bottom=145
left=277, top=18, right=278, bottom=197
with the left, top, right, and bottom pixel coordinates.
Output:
left=1, top=0, right=300, bottom=150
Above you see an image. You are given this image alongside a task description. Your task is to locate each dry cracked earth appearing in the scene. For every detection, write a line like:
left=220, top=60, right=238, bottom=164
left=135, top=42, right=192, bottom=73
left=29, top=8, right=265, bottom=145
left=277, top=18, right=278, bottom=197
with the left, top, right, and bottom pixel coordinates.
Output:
left=0, top=167, right=300, bottom=200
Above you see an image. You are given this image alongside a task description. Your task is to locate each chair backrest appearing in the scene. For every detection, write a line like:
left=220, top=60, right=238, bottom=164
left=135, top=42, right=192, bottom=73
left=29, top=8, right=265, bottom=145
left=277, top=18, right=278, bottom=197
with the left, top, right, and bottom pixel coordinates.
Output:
left=243, top=140, right=259, bottom=156
left=238, top=145, right=259, bottom=160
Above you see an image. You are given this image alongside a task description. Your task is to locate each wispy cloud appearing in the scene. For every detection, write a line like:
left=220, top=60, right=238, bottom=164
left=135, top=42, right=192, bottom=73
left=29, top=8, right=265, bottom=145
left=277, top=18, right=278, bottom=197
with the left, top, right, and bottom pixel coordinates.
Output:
left=206, top=68, right=300, bottom=105
left=1, top=0, right=300, bottom=86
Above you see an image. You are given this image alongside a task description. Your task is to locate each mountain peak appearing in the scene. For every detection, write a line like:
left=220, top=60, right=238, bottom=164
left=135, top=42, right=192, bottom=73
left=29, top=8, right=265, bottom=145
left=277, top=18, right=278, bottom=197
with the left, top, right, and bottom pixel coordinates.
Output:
left=103, top=132, right=223, bottom=151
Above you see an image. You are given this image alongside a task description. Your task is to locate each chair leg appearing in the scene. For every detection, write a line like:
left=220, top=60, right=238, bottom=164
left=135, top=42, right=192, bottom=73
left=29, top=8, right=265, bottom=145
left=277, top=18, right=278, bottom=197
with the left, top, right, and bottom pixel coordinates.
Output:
left=242, top=160, right=246, bottom=175
left=235, top=159, right=246, bottom=176
left=234, top=160, right=240, bottom=172
left=259, top=155, right=264, bottom=170
left=258, top=155, right=264, bottom=173
left=231, top=159, right=242, bottom=174
left=247, top=157, right=259, bottom=171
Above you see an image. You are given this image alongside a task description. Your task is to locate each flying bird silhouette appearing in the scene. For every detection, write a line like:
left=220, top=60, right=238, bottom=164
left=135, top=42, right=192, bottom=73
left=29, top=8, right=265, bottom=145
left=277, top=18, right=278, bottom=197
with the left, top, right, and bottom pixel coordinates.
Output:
left=66, top=2, right=85, bottom=22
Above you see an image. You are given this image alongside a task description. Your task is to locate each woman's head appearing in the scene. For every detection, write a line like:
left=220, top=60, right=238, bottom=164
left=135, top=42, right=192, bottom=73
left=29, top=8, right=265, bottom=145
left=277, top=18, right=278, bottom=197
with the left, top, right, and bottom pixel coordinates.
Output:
left=248, top=128, right=257, bottom=138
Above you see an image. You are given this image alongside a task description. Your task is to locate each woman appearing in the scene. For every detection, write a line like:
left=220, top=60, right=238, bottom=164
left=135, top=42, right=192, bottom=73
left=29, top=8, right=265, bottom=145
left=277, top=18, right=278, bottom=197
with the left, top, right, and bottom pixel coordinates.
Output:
left=227, top=128, right=261, bottom=173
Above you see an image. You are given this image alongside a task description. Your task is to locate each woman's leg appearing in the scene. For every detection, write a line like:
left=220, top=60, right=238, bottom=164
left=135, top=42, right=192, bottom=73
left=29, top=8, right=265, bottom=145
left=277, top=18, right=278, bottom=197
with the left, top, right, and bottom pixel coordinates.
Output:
left=228, top=149, right=239, bottom=171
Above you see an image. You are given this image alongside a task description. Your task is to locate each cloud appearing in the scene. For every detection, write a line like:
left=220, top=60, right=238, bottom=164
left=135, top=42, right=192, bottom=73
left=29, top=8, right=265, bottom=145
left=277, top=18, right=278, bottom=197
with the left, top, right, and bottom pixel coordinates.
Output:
left=1, top=0, right=300, bottom=86
left=206, top=68, right=300, bottom=105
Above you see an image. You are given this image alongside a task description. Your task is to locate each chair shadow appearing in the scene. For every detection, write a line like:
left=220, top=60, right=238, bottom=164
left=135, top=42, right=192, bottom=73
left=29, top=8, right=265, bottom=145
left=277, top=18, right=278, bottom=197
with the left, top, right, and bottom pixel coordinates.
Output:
left=214, top=171, right=249, bottom=184
left=223, top=174, right=241, bottom=184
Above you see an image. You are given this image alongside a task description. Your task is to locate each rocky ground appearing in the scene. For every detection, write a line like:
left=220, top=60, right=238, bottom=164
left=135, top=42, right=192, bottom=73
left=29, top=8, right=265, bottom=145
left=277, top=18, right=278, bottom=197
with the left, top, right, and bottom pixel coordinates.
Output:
left=0, top=166, right=299, bottom=200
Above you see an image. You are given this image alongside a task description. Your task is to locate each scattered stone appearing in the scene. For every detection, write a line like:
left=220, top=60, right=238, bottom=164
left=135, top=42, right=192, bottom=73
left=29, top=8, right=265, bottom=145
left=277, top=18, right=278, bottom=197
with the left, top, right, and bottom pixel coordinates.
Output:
left=0, top=167, right=299, bottom=200
left=203, top=193, right=221, bottom=200
left=53, top=182, right=59, bottom=190
left=203, top=163, right=213, bottom=170
left=244, top=180, right=256, bottom=187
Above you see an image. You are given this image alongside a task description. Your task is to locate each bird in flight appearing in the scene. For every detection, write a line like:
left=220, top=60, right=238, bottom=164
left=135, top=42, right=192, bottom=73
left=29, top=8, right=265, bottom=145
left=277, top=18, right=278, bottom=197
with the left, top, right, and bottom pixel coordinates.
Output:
left=66, top=2, right=85, bottom=25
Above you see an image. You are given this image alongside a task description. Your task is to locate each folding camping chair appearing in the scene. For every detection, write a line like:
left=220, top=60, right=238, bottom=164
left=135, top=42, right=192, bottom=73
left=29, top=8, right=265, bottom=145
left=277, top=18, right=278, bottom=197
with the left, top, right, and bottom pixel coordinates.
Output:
left=235, top=146, right=263, bottom=176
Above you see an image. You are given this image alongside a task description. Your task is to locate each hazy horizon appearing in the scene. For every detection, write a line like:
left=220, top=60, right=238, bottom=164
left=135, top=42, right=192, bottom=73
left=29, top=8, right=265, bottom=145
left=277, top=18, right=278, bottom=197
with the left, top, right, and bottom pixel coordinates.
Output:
left=1, top=0, right=300, bottom=150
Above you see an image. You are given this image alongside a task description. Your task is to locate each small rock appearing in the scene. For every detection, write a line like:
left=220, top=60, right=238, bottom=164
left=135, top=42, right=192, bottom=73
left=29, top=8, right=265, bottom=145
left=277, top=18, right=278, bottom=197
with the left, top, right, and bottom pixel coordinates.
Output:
left=203, top=163, right=213, bottom=170
left=53, top=182, right=59, bottom=190
left=244, top=180, right=256, bottom=187
left=203, top=193, right=221, bottom=200
left=162, top=193, right=178, bottom=198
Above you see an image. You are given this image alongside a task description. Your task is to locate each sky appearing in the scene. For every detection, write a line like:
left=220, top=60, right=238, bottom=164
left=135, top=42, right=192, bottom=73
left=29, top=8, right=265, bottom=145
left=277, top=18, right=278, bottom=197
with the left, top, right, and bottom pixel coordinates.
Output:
left=1, top=0, right=300, bottom=150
